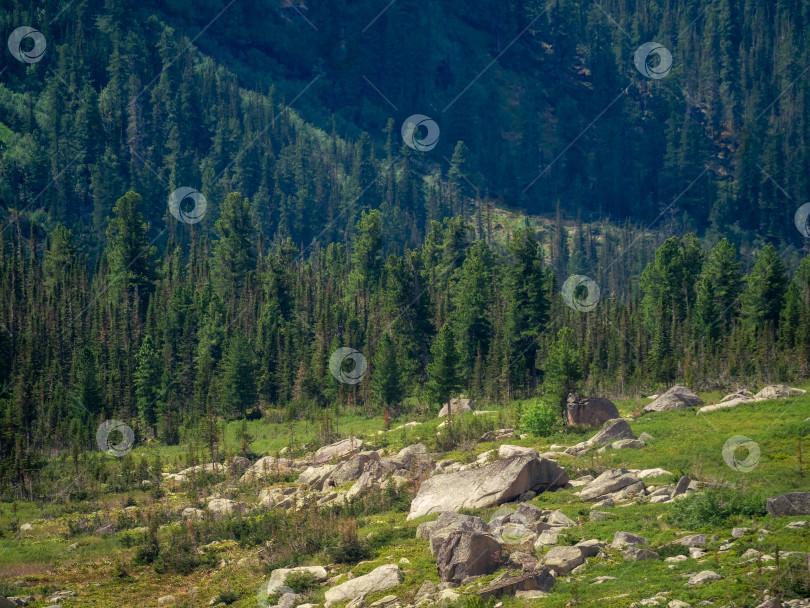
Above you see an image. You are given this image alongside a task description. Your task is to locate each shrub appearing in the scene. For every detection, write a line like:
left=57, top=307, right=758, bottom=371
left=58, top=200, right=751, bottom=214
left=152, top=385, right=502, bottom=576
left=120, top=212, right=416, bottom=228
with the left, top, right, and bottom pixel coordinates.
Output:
left=655, top=543, right=690, bottom=558
left=667, top=488, right=767, bottom=528
left=327, top=520, right=371, bottom=564
left=286, top=571, right=319, bottom=594
left=212, top=590, right=239, bottom=605
left=521, top=398, right=559, bottom=437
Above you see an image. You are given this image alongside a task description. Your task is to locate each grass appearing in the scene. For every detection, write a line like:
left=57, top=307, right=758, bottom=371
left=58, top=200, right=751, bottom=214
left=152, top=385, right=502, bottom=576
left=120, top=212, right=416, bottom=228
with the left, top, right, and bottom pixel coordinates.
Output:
left=0, top=389, right=808, bottom=606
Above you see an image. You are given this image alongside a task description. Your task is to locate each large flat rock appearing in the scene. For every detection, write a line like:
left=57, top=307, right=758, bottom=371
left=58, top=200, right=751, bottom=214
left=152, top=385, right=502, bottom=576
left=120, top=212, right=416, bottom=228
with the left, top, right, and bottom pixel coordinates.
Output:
left=579, top=468, right=644, bottom=502
left=407, top=455, right=569, bottom=520
left=324, top=564, right=402, bottom=607
left=312, top=437, right=363, bottom=466
left=643, top=385, right=703, bottom=412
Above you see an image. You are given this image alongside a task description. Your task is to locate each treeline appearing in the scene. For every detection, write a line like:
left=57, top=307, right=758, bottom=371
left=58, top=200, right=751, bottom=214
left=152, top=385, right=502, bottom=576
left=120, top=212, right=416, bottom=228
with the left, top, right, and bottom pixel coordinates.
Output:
left=2, top=190, right=810, bottom=492
left=3, top=0, right=810, bottom=250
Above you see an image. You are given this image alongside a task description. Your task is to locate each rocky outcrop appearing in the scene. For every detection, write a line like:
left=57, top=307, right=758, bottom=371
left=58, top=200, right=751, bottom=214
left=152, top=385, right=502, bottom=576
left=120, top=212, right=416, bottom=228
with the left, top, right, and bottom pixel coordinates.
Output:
left=643, top=385, right=703, bottom=412
left=297, top=464, right=338, bottom=490
left=438, top=398, right=474, bottom=417
left=259, top=487, right=296, bottom=509
left=498, top=445, right=539, bottom=459
left=766, top=492, right=810, bottom=516
left=328, top=452, right=382, bottom=487
left=436, top=531, right=504, bottom=583
left=579, top=469, right=644, bottom=502
left=611, top=531, right=649, bottom=548
left=588, top=419, right=636, bottom=445
left=312, top=437, right=363, bottom=466
left=163, top=462, right=225, bottom=484
left=755, top=385, right=806, bottom=400
left=721, top=389, right=753, bottom=402
left=324, top=564, right=402, bottom=607
left=240, top=456, right=297, bottom=484
left=206, top=498, right=246, bottom=518
left=566, top=395, right=621, bottom=426
left=407, top=455, right=568, bottom=520
left=383, top=444, right=432, bottom=471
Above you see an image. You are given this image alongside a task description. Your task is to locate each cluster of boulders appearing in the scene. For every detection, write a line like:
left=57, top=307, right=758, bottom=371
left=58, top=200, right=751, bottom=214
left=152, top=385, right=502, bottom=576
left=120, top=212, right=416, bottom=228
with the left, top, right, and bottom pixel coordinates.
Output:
left=698, top=384, right=806, bottom=413
left=412, top=509, right=561, bottom=600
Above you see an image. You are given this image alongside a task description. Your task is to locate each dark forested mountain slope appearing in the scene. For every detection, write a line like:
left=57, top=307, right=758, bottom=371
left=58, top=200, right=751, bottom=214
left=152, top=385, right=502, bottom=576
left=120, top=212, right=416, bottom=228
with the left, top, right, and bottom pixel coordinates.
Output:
left=2, top=0, right=810, bottom=248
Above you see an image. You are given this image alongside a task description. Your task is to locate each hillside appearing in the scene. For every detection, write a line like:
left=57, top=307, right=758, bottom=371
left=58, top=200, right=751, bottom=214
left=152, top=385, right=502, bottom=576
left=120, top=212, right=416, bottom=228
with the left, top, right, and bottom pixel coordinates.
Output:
left=0, top=387, right=808, bottom=607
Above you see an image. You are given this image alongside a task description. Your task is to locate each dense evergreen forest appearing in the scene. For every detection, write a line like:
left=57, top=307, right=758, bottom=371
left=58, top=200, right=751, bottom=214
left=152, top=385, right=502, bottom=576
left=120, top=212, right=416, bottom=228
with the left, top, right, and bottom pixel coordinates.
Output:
left=2, top=0, right=810, bottom=495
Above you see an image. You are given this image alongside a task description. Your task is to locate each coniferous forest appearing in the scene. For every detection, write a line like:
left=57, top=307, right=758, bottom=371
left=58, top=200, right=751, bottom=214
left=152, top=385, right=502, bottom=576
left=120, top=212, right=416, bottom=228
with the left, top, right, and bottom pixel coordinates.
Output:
left=1, top=0, right=810, bottom=499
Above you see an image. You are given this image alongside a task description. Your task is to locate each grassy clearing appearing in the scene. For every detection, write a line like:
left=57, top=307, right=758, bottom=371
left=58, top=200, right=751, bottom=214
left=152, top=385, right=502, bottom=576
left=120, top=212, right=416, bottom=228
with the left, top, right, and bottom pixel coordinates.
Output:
left=0, top=391, right=808, bottom=607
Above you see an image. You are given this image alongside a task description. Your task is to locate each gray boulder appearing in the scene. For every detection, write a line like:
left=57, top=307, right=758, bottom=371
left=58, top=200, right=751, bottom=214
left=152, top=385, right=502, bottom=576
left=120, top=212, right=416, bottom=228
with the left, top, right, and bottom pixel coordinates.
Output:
left=436, top=531, right=504, bottom=583
left=297, top=464, right=338, bottom=490
left=622, top=547, right=660, bottom=561
left=324, top=564, right=402, bottom=607
left=755, top=385, right=806, bottom=400
left=676, top=534, right=706, bottom=547
left=419, top=512, right=488, bottom=557
left=566, top=395, right=621, bottom=427
left=384, top=444, right=432, bottom=471
left=611, top=531, right=649, bottom=548
left=206, top=498, right=246, bottom=518
left=542, top=545, right=586, bottom=575
left=687, top=570, right=722, bottom=585
left=327, top=452, right=381, bottom=487
left=588, top=419, right=636, bottom=445
left=240, top=456, right=290, bottom=484
left=407, top=455, right=568, bottom=520
left=672, top=475, right=691, bottom=497
left=312, top=437, right=363, bottom=466
left=767, top=492, right=810, bottom=516
left=721, top=389, right=753, bottom=402
left=579, top=469, right=644, bottom=502
left=643, top=385, right=703, bottom=412
left=438, top=398, right=474, bottom=417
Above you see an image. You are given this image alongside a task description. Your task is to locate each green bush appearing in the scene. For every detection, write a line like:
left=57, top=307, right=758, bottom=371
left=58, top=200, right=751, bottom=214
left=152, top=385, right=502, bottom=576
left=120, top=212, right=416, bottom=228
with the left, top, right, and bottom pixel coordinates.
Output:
left=667, top=488, right=767, bottom=528
left=286, top=571, right=319, bottom=594
left=655, top=543, right=690, bottom=558
left=521, top=398, right=559, bottom=437
left=212, top=590, right=239, bottom=605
